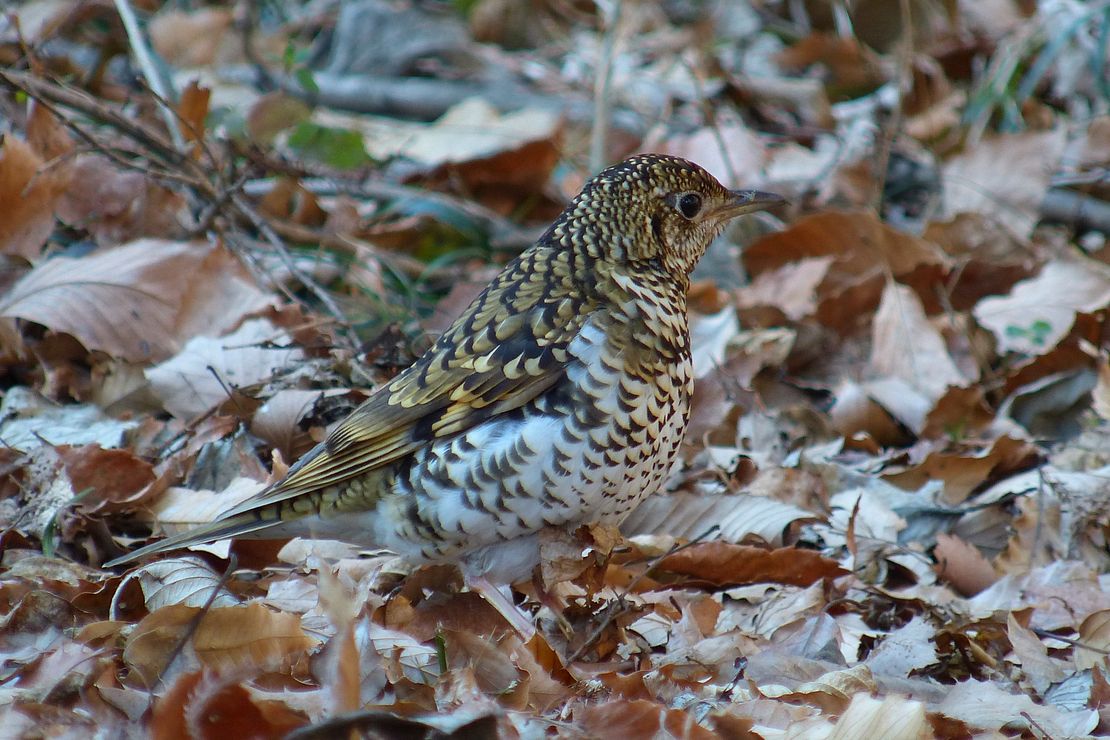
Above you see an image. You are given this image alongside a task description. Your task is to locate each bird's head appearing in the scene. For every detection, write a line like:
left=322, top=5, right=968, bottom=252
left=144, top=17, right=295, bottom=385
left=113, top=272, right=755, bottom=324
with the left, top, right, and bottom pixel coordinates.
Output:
left=557, top=154, right=784, bottom=278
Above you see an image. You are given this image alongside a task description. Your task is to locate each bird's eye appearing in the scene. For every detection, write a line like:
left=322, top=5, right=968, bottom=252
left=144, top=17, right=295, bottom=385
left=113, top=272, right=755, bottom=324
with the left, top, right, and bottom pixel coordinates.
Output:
left=676, top=192, right=702, bottom=219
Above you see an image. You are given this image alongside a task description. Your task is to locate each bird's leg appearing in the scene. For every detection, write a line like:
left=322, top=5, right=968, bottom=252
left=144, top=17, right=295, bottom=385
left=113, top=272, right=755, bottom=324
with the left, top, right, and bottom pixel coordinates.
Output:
left=466, top=575, right=536, bottom=641
left=530, top=568, right=575, bottom=640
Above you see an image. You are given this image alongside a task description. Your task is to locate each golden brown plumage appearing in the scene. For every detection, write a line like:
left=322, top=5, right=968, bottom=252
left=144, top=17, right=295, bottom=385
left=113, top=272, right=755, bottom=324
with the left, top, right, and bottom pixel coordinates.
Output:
left=106, top=155, right=783, bottom=587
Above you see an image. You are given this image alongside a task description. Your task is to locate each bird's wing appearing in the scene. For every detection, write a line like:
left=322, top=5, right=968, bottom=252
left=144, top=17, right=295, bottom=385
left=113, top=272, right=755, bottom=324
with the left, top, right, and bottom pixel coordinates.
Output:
left=221, top=252, right=593, bottom=516
left=102, top=250, right=596, bottom=567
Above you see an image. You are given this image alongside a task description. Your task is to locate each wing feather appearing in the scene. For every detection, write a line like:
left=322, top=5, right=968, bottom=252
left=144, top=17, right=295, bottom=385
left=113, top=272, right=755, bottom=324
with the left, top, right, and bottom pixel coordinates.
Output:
left=105, top=247, right=595, bottom=566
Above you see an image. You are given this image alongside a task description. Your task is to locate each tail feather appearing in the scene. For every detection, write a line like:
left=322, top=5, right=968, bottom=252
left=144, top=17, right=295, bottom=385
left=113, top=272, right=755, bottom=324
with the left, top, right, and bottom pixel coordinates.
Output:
left=102, top=512, right=279, bottom=568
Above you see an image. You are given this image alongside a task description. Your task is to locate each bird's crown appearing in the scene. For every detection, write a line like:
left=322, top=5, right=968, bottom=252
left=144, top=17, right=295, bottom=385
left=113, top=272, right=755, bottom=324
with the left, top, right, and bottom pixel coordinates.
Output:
left=548, top=154, right=778, bottom=278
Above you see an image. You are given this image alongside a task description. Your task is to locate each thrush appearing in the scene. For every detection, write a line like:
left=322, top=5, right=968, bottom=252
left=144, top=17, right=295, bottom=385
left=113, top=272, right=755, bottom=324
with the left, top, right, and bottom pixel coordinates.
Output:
left=106, top=155, right=782, bottom=628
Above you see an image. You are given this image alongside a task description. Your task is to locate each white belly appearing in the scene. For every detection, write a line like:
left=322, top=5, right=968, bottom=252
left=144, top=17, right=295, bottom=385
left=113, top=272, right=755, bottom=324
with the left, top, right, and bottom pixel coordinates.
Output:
left=367, top=317, right=690, bottom=580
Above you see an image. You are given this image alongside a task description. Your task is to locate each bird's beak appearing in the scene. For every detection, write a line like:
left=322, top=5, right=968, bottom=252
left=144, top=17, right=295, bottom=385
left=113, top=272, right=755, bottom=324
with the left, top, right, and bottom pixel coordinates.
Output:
left=716, top=189, right=787, bottom=219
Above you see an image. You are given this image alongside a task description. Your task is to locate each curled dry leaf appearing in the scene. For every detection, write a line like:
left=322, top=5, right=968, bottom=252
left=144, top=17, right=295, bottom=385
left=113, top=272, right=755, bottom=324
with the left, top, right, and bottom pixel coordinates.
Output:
left=933, top=532, right=998, bottom=596
left=250, top=389, right=327, bottom=462
left=1005, top=612, right=1069, bottom=695
left=0, top=135, right=67, bottom=260
left=1075, top=610, right=1110, bottom=671
left=55, top=444, right=154, bottom=512
left=151, top=671, right=306, bottom=739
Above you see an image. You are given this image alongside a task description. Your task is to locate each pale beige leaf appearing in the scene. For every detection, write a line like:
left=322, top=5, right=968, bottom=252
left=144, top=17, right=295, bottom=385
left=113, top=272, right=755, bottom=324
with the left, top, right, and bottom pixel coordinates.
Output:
left=864, top=617, right=939, bottom=678
left=974, top=259, right=1110, bottom=355
left=1006, top=612, right=1070, bottom=694
left=869, top=281, right=967, bottom=403
left=936, top=678, right=1097, bottom=736
left=365, top=623, right=441, bottom=685
left=622, top=492, right=817, bottom=546
left=942, top=129, right=1067, bottom=239
left=0, top=239, right=206, bottom=361
left=150, top=478, right=267, bottom=528
left=828, top=694, right=930, bottom=740
left=736, top=256, right=833, bottom=320
left=145, top=319, right=304, bottom=419
left=120, top=556, right=240, bottom=611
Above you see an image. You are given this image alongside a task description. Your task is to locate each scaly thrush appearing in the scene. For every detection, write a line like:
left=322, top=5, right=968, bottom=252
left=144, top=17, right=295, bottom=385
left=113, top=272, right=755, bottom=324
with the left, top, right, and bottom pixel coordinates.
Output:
left=107, top=155, right=783, bottom=625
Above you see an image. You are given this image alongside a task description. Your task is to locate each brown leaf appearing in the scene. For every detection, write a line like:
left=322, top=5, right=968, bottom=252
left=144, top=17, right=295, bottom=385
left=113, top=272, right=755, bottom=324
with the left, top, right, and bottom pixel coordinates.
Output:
left=202, top=603, right=315, bottom=672
left=742, top=212, right=949, bottom=333
left=578, top=699, right=717, bottom=740
left=0, top=239, right=222, bottom=362
left=55, top=155, right=190, bottom=245
left=655, top=542, right=846, bottom=588
left=56, top=444, right=154, bottom=511
left=933, top=532, right=997, bottom=596
left=151, top=671, right=306, bottom=740
left=0, top=134, right=66, bottom=260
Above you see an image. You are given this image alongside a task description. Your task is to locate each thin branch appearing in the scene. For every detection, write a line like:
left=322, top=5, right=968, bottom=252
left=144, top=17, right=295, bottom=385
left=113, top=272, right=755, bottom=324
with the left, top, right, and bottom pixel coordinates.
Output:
left=113, top=0, right=186, bottom=151
left=589, top=0, right=623, bottom=172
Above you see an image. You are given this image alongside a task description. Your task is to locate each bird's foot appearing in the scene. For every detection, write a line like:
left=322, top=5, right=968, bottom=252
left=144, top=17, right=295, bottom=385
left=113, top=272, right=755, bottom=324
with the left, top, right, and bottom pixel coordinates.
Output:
left=465, top=575, right=536, bottom=641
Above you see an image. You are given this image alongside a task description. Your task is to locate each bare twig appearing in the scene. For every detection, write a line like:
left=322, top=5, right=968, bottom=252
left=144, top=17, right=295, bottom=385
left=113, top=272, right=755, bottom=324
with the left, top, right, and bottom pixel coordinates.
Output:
left=113, top=0, right=185, bottom=151
left=871, top=0, right=915, bottom=212
left=229, top=192, right=360, bottom=350
left=589, top=0, right=623, bottom=172
left=566, top=525, right=720, bottom=663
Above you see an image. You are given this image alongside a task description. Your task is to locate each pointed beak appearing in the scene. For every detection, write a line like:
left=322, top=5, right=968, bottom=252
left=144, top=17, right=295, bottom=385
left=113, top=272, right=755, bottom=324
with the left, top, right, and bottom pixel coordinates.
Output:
left=715, top=189, right=787, bottom=219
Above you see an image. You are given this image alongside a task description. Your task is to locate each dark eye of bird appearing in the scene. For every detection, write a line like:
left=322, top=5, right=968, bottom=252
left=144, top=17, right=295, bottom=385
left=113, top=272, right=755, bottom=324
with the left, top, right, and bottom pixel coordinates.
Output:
left=676, top=192, right=702, bottom=219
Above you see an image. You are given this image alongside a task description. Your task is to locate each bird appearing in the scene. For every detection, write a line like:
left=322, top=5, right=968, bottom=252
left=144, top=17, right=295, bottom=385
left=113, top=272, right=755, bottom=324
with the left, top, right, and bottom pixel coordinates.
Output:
left=105, top=154, right=783, bottom=631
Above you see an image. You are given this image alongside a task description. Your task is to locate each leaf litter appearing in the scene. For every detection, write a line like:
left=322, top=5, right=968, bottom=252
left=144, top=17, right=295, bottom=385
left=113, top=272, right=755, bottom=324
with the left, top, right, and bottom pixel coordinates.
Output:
left=1, top=0, right=1110, bottom=737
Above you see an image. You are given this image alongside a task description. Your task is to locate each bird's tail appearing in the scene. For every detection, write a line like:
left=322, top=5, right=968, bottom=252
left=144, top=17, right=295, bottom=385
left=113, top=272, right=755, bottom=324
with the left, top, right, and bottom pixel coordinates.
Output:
left=102, top=511, right=280, bottom=568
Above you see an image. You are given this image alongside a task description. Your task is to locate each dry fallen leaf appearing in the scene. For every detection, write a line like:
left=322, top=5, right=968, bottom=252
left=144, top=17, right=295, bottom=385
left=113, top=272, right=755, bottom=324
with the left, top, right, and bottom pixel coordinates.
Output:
left=941, top=129, right=1067, bottom=239
left=973, top=259, right=1110, bottom=356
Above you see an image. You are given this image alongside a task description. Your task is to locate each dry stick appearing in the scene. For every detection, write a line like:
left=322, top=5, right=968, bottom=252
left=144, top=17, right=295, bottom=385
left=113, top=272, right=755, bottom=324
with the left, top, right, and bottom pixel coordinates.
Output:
left=113, top=0, right=186, bottom=151
left=0, top=70, right=189, bottom=175
left=0, top=75, right=190, bottom=189
left=871, top=0, right=915, bottom=213
left=2, top=70, right=359, bottom=348
left=589, top=0, right=623, bottom=172
left=263, top=219, right=433, bottom=280
left=230, top=192, right=361, bottom=351
left=102, top=13, right=356, bottom=338
left=566, top=524, right=720, bottom=664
